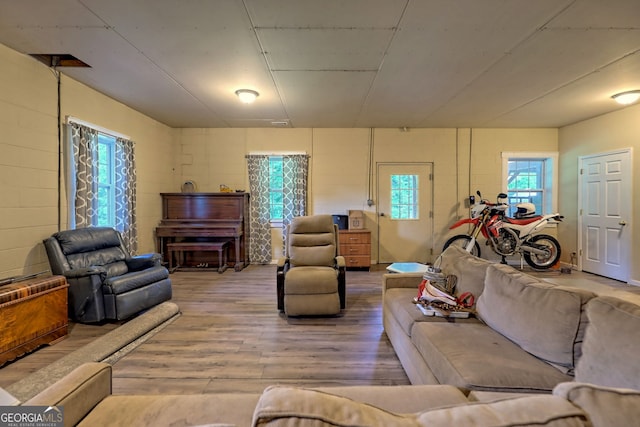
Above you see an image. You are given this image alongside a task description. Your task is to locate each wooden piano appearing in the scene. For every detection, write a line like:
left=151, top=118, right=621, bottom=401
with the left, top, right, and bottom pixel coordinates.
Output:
left=155, top=192, right=250, bottom=271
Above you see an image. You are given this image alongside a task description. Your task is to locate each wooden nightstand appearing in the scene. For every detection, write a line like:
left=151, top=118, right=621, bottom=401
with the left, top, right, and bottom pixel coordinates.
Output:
left=338, top=229, right=371, bottom=270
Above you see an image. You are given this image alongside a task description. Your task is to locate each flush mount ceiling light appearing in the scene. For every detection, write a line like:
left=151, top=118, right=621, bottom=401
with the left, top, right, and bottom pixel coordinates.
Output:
left=611, top=90, right=640, bottom=105
left=235, top=89, right=259, bottom=104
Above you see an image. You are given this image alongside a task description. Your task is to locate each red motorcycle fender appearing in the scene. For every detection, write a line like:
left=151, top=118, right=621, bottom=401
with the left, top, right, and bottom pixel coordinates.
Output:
left=449, top=218, right=476, bottom=229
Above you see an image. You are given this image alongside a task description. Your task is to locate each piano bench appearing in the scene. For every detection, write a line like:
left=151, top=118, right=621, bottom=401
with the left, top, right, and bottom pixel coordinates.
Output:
left=167, top=241, right=231, bottom=273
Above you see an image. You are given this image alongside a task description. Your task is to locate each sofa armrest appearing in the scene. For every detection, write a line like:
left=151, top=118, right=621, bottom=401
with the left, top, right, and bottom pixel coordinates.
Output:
left=276, top=258, right=289, bottom=311
left=64, top=266, right=107, bottom=280
left=382, top=273, right=424, bottom=293
left=24, top=363, right=112, bottom=427
left=126, top=253, right=162, bottom=271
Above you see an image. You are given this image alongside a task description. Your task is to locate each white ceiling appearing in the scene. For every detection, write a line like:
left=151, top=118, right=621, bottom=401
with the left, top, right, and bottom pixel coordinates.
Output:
left=0, top=0, right=639, bottom=128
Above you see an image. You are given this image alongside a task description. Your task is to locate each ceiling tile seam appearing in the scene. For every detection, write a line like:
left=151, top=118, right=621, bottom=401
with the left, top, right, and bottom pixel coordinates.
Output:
left=415, top=4, right=587, bottom=127
left=76, top=0, right=231, bottom=126
left=242, top=0, right=292, bottom=126
left=479, top=47, right=640, bottom=128
left=253, top=26, right=398, bottom=30
left=354, top=0, right=410, bottom=127
left=271, top=69, right=379, bottom=72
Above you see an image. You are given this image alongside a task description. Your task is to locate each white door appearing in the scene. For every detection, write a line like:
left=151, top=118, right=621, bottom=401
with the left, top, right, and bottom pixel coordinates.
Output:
left=579, top=149, right=632, bottom=281
left=377, top=163, right=433, bottom=263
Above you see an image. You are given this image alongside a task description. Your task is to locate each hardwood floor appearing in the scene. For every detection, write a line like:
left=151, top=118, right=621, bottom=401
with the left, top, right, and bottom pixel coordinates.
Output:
left=1, top=262, right=637, bottom=396
left=111, top=264, right=409, bottom=395
left=0, top=264, right=410, bottom=395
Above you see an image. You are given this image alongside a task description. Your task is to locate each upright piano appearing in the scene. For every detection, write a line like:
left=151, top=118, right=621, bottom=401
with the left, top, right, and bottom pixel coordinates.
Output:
left=155, top=192, right=250, bottom=271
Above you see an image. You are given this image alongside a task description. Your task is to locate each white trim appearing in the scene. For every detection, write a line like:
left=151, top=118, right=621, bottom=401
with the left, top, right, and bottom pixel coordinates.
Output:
left=247, top=151, right=307, bottom=156
left=66, top=116, right=131, bottom=140
left=578, top=147, right=633, bottom=282
left=501, top=151, right=559, bottom=214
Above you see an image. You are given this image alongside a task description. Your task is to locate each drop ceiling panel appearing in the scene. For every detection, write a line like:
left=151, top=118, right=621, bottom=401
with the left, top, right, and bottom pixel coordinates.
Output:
left=0, top=0, right=104, bottom=29
left=422, top=27, right=640, bottom=126
left=245, top=0, right=407, bottom=27
left=485, top=52, right=640, bottom=127
left=359, top=0, right=576, bottom=127
left=547, top=0, right=640, bottom=28
left=81, top=0, right=287, bottom=120
left=0, top=0, right=639, bottom=128
left=275, top=70, right=376, bottom=127
left=258, top=28, right=392, bottom=71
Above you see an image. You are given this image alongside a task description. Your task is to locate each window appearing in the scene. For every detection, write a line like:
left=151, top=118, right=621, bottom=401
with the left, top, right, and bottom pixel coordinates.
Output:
left=390, top=174, right=419, bottom=219
left=502, top=152, right=558, bottom=217
left=97, top=133, right=116, bottom=226
left=68, top=118, right=137, bottom=252
left=269, top=156, right=283, bottom=221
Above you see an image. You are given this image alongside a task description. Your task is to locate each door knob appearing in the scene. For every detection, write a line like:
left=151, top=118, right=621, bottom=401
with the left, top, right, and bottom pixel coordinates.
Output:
left=619, top=220, right=627, bottom=226
left=380, top=212, right=385, bottom=217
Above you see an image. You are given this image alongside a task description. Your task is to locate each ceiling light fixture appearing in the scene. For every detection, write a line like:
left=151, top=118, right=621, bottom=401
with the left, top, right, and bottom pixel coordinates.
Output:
left=235, top=89, right=259, bottom=104
left=611, top=90, right=640, bottom=105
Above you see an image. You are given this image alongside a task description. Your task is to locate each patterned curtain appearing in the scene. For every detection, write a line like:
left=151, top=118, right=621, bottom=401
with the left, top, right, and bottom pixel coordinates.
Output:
left=281, top=154, right=309, bottom=248
left=246, top=155, right=272, bottom=264
left=115, top=137, right=138, bottom=254
left=69, top=123, right=99, bottom=228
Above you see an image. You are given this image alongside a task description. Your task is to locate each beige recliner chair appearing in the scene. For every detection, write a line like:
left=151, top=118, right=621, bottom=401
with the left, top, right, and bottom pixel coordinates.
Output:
left=276, top=215, right=346, bottom=316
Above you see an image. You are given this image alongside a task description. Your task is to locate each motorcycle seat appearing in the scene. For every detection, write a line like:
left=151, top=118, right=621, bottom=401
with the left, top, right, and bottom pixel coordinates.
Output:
left=504, top=216, right=542, bottom=225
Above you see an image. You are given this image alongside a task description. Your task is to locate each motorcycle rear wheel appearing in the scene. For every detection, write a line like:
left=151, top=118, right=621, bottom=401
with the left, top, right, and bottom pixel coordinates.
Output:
left=523, top=234, right=561, bottom=269
left=443, top=235, right=481, bottom=257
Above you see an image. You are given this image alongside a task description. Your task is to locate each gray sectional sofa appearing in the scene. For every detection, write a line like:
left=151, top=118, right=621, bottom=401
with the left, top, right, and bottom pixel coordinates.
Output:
left=11, top=244, right=640, bottom=426
left=383, top=244, right=597, bottom=393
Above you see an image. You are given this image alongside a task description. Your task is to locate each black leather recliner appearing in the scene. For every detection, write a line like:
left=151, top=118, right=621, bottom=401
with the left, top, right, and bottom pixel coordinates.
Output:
left=43, top=227, right=172, bottom=323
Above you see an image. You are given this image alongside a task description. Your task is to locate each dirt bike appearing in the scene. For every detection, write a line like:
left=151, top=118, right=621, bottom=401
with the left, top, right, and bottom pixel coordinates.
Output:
left=443, top=191, right=563, bottom=269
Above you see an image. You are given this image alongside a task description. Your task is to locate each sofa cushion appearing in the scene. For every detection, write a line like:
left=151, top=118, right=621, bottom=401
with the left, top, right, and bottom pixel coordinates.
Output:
left=79, top=394, right=261, bottom=427
left=575, top=296, right=640, bottom=390
left=253, top=386, right=588, bottom=427
left=287, top=215, right=337, bottom=267
left=103, top=266, right=170, bottom=295
left=414, top=394, right=588, bottom=426
left=411, top=322, right=573, bottom=393
left=253, top=386, right=417, bottom=427
left=66, top=247, right=128, bottom=271
left=477, top=264, right=595, bottom=373
left=384, top=288, right=480, bottom=337
left=553, top=382, right=640, bottom=427
left=283, top=267, right=338, bottom=295
left=54, top=227, right=122, bottom=255
left=313, top=384, right=469, bottom=413
left=439, top=245, right=493, bottom=303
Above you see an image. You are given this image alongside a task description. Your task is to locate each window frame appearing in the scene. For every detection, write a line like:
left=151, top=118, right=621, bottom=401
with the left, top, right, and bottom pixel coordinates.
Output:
left=389, top=174, right=420, bottom=220
left=97, top=133, right=116, bottom=227
left=501, top=151, right=558, bottom=217
left=268, top=155, right=284, bottom=224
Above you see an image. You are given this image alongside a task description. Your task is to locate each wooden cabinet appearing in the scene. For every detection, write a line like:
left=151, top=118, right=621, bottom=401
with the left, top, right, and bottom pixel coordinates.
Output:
left=338, top=229, right=371, bottom=270
left=0, top=275, right=68, bottom=366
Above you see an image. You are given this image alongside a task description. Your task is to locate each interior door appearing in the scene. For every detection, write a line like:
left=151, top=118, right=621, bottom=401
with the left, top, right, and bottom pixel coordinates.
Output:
left=580, top=149, right=631, bottom=282
left=377, top=163, right=433, bottom=264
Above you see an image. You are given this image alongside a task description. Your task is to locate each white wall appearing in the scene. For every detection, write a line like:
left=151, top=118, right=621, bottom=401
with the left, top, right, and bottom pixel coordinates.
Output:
left=559, top=103, right=640, bottom=284
left=0, top=43, right=175, bottom=278
left=176, top=127, right=558, bottom=263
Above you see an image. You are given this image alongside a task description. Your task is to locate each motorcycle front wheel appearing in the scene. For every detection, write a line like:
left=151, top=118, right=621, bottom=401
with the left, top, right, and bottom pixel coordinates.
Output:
left=523, top=234, right=561, bottom=269
left=443, top=235, right=481, bottom=257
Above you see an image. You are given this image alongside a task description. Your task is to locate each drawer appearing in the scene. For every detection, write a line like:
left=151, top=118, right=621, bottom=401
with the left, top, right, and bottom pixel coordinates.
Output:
left=339, top=232, right=371, bottom=245
left=344, top=255, right=370, bottom=267
left=340, top=244, right=370, bottom=256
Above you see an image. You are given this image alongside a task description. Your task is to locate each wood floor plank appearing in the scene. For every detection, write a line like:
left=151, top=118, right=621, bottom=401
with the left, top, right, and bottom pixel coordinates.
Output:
left=110, top=264, right=410, bottom=394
